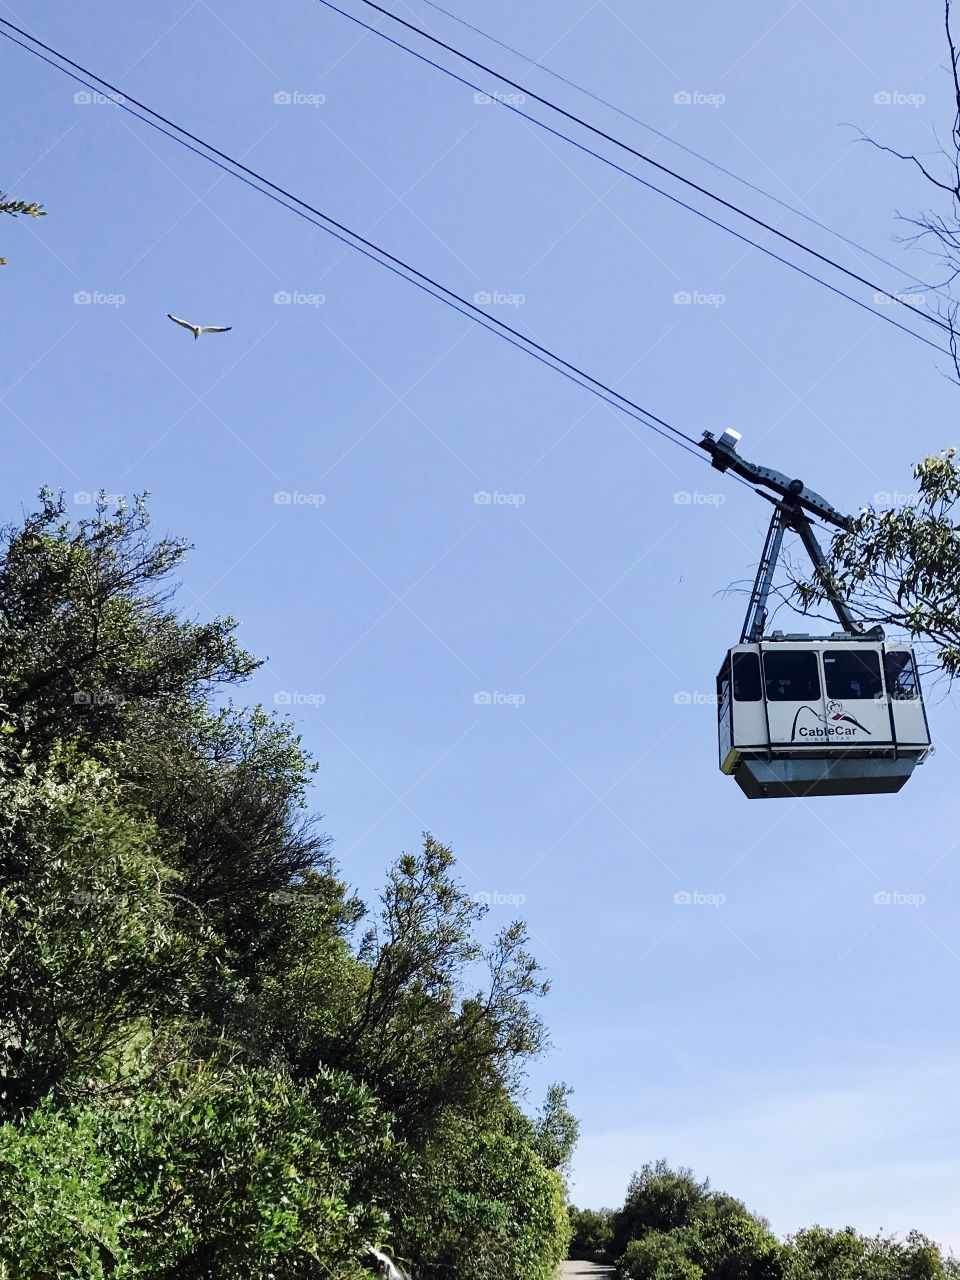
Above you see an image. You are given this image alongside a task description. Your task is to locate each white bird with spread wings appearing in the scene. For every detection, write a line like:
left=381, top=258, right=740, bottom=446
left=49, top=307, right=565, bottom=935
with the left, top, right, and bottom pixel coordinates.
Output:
left=167, top=313, right=232, bottom=340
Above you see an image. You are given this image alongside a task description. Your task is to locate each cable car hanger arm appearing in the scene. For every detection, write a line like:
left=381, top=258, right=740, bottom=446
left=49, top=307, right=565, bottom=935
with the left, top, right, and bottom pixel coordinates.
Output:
left=698, top=429, right=853, bottom=530
left=699, top=429, right=866, bottom=638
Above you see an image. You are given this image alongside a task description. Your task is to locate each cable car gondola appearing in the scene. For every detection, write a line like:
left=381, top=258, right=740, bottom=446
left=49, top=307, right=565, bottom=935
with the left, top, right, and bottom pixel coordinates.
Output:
left=700, top=429, right=933, bottom=799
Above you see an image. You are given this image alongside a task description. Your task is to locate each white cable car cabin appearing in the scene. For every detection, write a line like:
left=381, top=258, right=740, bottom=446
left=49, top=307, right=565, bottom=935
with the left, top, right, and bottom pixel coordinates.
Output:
left=717, top=636, right=932, bottom=798
left=699, top=428, right=933, bottom=800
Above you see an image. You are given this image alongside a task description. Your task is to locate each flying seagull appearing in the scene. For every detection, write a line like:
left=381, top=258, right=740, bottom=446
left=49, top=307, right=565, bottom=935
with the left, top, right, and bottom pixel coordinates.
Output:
left=167, top=313, right=232, bottom=340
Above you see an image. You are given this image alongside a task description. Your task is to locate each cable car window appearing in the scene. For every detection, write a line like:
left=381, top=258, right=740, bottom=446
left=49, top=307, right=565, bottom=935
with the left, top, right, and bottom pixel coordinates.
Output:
left=884, top=650, right=920, bottom=700
left=823, top=649, right=883, bottom=701
left=732, top=652, right=761, bottom=701
left=763, top=650, right=821, bottom=701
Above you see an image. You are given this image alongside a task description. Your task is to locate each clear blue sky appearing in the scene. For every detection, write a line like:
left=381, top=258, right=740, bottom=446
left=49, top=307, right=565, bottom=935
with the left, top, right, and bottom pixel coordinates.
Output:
left=5, top=0, right=960, bottom=1248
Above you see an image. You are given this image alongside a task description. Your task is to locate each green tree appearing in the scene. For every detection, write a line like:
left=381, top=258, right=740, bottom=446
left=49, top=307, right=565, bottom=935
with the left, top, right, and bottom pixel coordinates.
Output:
left=530, top=1083, right=579, bottom=1181
left=0, top=490, right=570, bottom=1280
left=0, top=192, right=45, bottom=265
left=392, top=1119, right=571, bottom=1280
left=784, top=1227, right=960, bottom=1280
left=620, top=1231, right=705, bottom=1280
left=568, top=1206, right=614, bottom=1258
left=329, top=836, right=549, bottom=1141
left=797, top=449, right=960, bottom=674
left=690, top=1214, right=785, bottom=1280
left=0, top=752, right=206, bottom=1117
left=618, top=1214, right=785, bottom=1280
left=611, top=1160, right=748, bottom=1259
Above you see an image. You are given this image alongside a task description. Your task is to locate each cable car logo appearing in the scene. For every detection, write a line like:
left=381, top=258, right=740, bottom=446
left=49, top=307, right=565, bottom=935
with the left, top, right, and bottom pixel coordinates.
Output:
left=791, top=700, right=872, bottom=741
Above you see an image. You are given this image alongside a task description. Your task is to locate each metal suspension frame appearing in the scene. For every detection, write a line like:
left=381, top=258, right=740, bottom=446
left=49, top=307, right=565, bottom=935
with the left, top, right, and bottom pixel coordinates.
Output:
left=698, top=429, right=866, bottom=641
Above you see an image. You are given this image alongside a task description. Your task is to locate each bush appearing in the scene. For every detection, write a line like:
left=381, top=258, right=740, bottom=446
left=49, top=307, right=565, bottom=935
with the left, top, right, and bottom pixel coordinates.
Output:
left=101, top=1064, right=390, bottom=1278
left=619, top=1231, right=704, bottom=1280
left=0, top=1104, right=126, bottom=1279
left=568, top=1205, right=614, bottom=1258
left=783, top=1226, right=960, bottom=1280
left=610, top=1160, right=748, bottom=1259
left=0, top=1066, right=390, bottom=1280
left=393, top=1121, right=571, bottom=1280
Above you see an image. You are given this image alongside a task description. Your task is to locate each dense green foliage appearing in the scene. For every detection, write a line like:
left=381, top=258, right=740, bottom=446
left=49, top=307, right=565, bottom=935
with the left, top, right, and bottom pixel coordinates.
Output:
left=782, top=1226, right=960, bottom=1280
left=609, top=1160, right=751, bottom=1261
left=0, top=493, right=572, bottom=1279
left=568, top=1206, right=614, bottom=1257
left=592, top=1163, right=960, bottom=1280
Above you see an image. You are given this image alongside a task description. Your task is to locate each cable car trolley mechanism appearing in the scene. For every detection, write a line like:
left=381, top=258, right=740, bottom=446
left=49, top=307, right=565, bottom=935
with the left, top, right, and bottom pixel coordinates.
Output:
left=699, top=429, right=933, bottom=799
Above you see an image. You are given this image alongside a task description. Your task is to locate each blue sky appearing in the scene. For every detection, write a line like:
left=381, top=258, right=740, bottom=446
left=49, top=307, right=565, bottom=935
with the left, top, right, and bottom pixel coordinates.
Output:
left=5, top=0, right=960, bottom=1248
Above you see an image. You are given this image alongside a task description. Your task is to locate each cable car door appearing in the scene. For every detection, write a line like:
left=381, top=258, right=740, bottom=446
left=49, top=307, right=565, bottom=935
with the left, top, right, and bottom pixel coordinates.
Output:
left=759, top=644, right=827, bottom=750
